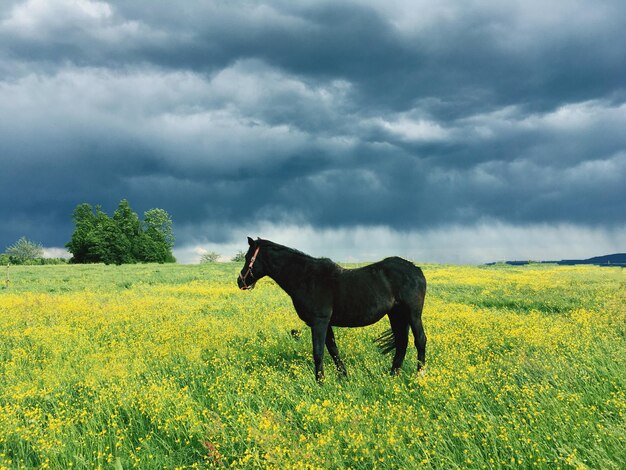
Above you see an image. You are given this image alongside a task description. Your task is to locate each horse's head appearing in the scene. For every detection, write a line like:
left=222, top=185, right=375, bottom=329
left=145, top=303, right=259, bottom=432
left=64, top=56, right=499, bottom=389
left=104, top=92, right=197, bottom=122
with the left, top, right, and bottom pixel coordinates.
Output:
left=237, top=237, right=266, bottom=290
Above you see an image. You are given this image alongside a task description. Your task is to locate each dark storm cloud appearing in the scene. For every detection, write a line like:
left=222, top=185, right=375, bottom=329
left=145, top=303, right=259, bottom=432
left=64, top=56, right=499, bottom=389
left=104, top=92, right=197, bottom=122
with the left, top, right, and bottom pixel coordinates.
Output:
left=1, top=0, right=625, bottom=258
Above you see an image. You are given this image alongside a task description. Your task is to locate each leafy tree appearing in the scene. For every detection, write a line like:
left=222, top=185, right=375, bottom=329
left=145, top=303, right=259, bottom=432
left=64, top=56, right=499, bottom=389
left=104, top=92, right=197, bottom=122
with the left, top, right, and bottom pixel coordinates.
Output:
left=65, top=203, right=99, bottom=263
left=200, top=252, right=220, bottom=263
left=113, top=199, right=142, bottom=261
left=143, top=209, right=174, bottom=248
left=141, top=208, right=175, bottom=263
left=91, top=207, right=134, bottom=265
left=6, top=237, right=44, bottom=264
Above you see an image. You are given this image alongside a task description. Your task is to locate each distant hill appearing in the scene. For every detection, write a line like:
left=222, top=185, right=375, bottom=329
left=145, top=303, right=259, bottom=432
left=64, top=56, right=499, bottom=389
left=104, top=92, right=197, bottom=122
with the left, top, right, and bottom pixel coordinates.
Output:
left=487, top=253, right=626, bottom=267
left=557, top=253, right=626, bottom=266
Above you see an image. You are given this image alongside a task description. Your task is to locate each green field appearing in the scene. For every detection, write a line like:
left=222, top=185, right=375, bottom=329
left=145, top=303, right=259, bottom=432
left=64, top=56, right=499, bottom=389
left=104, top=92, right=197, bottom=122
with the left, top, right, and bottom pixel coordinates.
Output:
left=0, top=263, right=624, bottom=469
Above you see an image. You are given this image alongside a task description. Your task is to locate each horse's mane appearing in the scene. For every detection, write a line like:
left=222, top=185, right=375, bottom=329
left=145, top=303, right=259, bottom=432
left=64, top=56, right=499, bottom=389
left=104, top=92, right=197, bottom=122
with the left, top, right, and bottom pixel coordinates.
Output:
left=258, top=239, right=308, bottom=257
left=258, top=239, right=337, bottom=267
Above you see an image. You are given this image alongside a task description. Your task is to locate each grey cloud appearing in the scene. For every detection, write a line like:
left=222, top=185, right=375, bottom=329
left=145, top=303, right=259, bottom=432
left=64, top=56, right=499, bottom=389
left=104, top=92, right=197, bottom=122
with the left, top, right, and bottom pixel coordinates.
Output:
left=0, top=0, right=625, bottom=259
left=5, top=1, right=624, bottom=112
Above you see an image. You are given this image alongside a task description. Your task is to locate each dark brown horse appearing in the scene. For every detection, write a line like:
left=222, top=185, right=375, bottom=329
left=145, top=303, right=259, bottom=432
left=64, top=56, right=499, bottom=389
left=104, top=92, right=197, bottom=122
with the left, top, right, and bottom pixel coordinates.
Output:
left=237, top=237, right=427, bottom=381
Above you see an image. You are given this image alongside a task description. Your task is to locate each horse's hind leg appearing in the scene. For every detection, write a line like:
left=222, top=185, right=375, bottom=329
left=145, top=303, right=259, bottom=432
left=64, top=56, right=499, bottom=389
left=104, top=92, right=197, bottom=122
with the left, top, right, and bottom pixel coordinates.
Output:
left=408, top=294, right=427, bottom=372
left=311, top=319, right=329, bottom=382
left=388, top=306, right=409, bottom=375
left=325, top=326, right=347, bottom=376
left=410, top=317, right=427, bottom=371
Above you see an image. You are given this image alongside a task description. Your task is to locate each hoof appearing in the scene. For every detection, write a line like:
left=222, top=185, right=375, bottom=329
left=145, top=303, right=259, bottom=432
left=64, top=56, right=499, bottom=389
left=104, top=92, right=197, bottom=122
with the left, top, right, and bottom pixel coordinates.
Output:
left=335, top=360, right=347, bottom=377
left=290, top=329, right=302, bottom=340
left=417, top=368, right=426, bottom=377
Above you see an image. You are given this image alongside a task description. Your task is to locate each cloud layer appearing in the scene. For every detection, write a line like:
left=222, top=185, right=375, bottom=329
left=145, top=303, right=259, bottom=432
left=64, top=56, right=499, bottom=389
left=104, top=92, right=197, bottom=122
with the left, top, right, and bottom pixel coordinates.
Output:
left=1, top=0, right=625, bottom=261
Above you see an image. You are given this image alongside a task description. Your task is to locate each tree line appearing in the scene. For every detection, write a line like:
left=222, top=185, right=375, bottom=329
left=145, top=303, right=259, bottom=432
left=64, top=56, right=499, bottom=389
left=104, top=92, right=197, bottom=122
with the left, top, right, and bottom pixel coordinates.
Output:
left=65, top=200, right=175, bottom=264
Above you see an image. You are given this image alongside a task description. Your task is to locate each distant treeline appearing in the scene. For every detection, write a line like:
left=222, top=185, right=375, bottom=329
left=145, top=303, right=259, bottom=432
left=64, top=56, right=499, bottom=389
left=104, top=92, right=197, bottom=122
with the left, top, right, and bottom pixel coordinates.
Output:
left=486, top=253, right=626, bottom=267
left=0, top=255, right=67, bottom=265
left=66, top=200, right=175, bottom=265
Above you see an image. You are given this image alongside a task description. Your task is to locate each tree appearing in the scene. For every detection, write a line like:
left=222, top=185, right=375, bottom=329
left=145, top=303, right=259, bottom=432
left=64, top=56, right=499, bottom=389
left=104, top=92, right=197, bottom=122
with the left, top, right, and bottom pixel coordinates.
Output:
left=113, top=199, right=142, bottom=262
left=200, top=252, right=220, bottom=263
left=91, top=207, right=133, bottom=265
left=65, top=203, right=99, bottom=263
left=141, top=208, right=175, bottom=263
left=143, top=209, right=174, bottom=247
left=6, top=237, right=43, bottom=264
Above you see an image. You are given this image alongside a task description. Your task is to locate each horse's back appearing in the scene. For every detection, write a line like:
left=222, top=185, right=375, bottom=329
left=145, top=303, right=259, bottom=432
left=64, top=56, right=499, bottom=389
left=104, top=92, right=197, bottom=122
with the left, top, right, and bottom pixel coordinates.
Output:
left=329, top=257, right=425, bottom=326
left=339, top=257, right=425, bottom=293
left=378, top=257, right=426, bottom=290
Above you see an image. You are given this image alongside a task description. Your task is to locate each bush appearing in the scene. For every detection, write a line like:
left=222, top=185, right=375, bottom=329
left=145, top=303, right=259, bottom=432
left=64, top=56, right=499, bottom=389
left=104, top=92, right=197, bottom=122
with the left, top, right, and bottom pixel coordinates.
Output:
left=37, top=258, right=69, bottom=265
left=200, top=252, right=220, bottom=263
left=0, top=254, right=68, bottom=265
left=231, top=251, right=246, bottom=263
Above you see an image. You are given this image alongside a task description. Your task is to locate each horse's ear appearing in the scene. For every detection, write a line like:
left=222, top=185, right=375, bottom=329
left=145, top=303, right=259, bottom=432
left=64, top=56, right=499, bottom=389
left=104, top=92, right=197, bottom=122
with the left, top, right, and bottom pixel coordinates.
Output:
left=247, top=237, right=254, bottom=246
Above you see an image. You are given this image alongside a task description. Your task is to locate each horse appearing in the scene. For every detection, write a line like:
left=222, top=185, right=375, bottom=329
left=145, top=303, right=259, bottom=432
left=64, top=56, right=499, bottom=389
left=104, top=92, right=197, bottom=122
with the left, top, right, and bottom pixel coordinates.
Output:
left=237, top=237, right=427, bottom=382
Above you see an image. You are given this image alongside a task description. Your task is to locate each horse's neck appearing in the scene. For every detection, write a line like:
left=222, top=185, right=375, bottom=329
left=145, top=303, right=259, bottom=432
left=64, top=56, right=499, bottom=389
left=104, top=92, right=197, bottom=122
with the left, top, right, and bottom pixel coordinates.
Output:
left=266, top=250, right=312, bottom=297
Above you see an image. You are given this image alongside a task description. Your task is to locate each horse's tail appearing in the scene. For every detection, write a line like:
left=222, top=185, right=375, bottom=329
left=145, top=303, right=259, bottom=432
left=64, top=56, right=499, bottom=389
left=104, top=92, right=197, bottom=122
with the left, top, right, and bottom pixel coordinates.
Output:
left=374, top=328, right=396, bottom=354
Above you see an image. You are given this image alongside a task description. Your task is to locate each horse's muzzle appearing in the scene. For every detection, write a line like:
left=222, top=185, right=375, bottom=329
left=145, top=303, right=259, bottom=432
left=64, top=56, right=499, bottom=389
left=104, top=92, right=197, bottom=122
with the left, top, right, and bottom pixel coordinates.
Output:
left=237, top=274, right=256, bottom=290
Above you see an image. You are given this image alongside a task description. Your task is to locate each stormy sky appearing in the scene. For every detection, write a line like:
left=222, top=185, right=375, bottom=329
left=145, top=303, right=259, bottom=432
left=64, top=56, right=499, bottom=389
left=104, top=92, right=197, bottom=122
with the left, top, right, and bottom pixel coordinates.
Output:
left=1, top=0, right=625, bottom=263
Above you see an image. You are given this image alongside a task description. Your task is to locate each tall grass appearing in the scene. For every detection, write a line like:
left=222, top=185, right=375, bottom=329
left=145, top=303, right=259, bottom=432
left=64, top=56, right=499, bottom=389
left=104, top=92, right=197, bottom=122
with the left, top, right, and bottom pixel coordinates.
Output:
left=0, top=263, right=624, bottom=468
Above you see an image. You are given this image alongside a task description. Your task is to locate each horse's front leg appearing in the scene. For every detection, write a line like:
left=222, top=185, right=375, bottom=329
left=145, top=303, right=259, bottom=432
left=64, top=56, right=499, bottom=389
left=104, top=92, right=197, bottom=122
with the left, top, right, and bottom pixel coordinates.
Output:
left=325, top=326, right=347, bottom=377
left=311, top=319, right=329, bottom=383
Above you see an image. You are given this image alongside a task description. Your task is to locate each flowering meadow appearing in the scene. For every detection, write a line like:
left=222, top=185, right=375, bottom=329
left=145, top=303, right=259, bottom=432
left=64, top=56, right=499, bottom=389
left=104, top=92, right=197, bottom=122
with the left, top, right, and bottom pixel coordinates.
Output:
left=0, top=262, right=624, bottom=469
